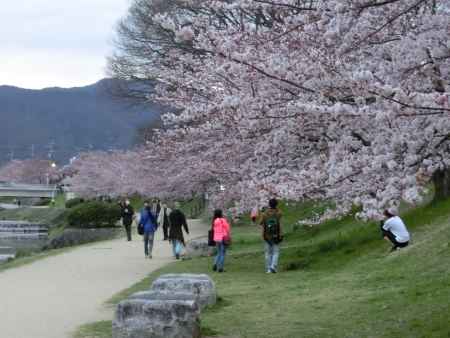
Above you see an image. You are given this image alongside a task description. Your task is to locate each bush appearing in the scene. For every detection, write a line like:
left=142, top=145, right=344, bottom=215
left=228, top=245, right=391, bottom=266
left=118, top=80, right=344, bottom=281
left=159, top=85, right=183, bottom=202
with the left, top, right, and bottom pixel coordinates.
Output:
left=65, top=198, right=85, bottom=209
left=34, top=198, right=51, bottom=206
left=66, top=201, right=121, bottom=228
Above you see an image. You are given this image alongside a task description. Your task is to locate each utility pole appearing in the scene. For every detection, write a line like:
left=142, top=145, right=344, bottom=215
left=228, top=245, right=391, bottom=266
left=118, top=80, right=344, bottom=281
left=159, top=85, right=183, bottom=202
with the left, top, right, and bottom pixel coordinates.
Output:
left=47, top=141, right=55, bottom=160
left=9, top=148, right=14, bottom=161
left=31, top=144, right=35, bottom=158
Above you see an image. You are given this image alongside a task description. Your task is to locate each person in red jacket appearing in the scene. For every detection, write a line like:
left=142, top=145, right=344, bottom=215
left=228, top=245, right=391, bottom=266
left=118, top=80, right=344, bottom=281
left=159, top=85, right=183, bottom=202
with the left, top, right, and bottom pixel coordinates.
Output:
left=212, top=209, right=231, bottom=273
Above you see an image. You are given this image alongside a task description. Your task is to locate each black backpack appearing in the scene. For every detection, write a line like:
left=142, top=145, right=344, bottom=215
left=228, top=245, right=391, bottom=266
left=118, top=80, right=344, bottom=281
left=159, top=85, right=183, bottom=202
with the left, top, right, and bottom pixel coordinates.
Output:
left=264, top=212, right=280, bottom=242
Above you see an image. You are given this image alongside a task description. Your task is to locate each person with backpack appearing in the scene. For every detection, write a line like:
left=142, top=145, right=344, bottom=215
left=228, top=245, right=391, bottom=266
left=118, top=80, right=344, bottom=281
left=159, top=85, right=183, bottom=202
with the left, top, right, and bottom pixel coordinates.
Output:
left=139, top=201, right=158, bottom=259
left=168, top=202, right=189, bottom=259
left=381, top=209, right=410, bottom=252
left=260, top=198, right=283, bottom=273
left=212, top=209, right=231, bottom=273
left=121, top=199, right=135, bottom=241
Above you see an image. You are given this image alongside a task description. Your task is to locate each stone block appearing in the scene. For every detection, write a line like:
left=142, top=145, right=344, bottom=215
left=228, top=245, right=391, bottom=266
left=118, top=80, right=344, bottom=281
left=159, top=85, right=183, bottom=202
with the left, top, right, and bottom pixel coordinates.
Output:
left=112, top=299, right=200, bottom=338
left=185, top=237, right=215, bottom=258
left=129, top=290, right=197, bottom=303
left=151, top=274, right=216, bottom=309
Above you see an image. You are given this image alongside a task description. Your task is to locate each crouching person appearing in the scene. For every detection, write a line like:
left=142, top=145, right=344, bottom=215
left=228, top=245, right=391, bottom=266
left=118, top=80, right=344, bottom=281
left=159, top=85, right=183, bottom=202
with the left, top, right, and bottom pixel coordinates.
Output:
left=381, top=209, right=410, bottom=252
left=260, top=198, right=283, bottom=274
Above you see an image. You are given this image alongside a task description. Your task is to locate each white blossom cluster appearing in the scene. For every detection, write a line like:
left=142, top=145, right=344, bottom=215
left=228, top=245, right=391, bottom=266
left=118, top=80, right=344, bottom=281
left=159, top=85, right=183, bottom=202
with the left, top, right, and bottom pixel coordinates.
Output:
left=68, top=0, right=450, bottom=221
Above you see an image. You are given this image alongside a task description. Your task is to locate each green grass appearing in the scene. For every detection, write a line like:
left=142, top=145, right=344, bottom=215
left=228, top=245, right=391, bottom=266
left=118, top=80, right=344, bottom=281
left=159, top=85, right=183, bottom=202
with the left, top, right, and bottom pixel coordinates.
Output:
left=0, top=207, right=66, bottom=226
left=53, top=193, right=66, bottom=208
left=73, top=321, right=112, bottom=338
left=75, top=198, right=450, bottom=338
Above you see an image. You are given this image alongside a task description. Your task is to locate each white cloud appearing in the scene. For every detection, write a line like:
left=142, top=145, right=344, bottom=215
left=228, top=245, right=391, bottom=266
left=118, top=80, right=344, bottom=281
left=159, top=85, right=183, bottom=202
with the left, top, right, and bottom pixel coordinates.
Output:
left=0, top=0, right=130, bottom=89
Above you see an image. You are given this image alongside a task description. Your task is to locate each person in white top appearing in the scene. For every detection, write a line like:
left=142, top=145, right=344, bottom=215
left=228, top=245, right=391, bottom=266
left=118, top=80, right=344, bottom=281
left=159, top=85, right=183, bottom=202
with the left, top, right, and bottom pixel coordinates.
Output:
left=381, top=209, right=410, bottom=252
left=157, top=203, right=172, bottom=241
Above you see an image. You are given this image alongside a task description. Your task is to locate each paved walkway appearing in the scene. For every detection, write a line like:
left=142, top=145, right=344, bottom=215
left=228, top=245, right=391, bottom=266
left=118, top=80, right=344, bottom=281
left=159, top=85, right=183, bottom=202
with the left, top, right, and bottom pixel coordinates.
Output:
left=0, top=219, right=207, bottom=338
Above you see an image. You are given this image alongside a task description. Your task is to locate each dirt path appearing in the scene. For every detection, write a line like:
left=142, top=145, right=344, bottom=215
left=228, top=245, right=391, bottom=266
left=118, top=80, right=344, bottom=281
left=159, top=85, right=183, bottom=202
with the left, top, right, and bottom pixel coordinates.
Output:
left=0, top=219, right=207, bottom=338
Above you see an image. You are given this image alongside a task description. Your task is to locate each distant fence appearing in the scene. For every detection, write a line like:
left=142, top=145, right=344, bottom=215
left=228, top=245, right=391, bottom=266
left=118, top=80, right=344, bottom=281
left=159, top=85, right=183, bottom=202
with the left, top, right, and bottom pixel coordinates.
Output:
left=0, top=183, right=57, bottom=198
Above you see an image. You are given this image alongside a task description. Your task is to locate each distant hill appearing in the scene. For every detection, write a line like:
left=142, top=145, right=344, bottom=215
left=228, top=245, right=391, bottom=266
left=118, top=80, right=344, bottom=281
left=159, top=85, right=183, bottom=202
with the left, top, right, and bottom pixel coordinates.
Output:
left=0, top=79, right=162, bottom=165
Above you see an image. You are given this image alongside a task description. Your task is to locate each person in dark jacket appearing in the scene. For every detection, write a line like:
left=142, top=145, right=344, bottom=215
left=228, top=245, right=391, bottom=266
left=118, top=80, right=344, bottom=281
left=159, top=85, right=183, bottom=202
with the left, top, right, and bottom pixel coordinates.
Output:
left=121, top=199, right=135, bottom=241
left=168, top=203, right=189, bottom=259
left=139, top=201, right=158, bottom=258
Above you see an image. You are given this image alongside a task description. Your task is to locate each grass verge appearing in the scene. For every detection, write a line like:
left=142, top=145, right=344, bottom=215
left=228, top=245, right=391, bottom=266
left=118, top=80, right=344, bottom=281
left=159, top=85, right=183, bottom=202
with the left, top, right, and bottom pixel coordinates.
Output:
left=75, top=198, right=450, bottom=338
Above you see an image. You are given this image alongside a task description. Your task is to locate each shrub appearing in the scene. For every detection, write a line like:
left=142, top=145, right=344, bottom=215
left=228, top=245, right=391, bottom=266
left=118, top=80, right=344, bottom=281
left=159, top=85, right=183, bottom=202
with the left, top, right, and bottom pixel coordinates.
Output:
left=66, top=201, right=121, bottom=228
left=65, top=197, right=85, bottom=209
left=34, top=198, right=51, bottom=206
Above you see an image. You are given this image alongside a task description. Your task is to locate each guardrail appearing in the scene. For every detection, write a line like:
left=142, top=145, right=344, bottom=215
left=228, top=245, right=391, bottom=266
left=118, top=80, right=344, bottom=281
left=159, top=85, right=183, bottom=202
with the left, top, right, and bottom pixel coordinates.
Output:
left=0, top=183, right=57, bottom=198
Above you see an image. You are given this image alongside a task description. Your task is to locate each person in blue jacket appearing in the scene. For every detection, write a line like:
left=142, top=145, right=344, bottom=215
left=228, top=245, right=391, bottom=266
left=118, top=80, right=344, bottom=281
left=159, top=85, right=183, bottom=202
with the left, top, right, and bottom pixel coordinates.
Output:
left=139, top=201, right=158, bottom=258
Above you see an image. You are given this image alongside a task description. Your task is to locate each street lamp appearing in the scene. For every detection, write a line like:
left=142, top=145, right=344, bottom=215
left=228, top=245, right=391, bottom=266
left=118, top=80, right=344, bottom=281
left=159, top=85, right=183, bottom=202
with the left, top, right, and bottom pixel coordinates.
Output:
left=46, top=162, right=56, bottom=185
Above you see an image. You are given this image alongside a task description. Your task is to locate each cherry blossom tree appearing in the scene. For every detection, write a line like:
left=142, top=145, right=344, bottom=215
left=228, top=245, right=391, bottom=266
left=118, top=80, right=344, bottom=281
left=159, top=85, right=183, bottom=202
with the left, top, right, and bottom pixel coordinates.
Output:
left=104, top=0, right=450, bottom=219
left=0, top=159, right=62, bottom=185
left=64, top=151, right=146, bottom=198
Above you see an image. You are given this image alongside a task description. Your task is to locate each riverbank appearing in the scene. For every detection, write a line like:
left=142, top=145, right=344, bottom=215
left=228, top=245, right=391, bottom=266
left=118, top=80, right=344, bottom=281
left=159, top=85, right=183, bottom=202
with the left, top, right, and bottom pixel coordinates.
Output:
left=0, top=219, right=208, bottom=338
left=76, top=198, right=450, bottom=338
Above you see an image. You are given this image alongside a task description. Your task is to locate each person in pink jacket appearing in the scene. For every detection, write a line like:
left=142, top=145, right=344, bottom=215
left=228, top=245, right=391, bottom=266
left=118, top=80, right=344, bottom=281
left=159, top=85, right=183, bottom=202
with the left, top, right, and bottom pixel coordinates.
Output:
left=212, top=209, right=231, bottom=273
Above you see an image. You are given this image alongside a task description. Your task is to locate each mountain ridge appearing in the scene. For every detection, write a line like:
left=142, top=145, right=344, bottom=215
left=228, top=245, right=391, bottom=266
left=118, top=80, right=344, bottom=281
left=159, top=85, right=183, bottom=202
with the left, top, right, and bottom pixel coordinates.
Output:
left=0, top=78, right=161, bottom=165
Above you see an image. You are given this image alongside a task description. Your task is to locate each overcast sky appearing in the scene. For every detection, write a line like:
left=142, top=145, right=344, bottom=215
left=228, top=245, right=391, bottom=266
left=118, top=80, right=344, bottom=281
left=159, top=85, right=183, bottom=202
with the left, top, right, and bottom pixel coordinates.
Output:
left=0, top=0, right=130, bottom=89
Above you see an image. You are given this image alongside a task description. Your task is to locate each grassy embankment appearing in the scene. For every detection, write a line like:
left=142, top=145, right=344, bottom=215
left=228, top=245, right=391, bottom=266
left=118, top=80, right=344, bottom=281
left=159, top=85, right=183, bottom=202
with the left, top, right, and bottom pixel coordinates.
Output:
left=0, top=205, right=69, bottom=271
left=0, top=206, right=67, bottom=238
left=75, top=197, right=450, bottom=338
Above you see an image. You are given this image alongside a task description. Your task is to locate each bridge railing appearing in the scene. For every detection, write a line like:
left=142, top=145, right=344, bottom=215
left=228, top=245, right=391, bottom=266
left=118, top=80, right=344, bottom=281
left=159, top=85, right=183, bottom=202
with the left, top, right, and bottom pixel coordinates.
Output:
left=0, top=183, right=57, bottom=198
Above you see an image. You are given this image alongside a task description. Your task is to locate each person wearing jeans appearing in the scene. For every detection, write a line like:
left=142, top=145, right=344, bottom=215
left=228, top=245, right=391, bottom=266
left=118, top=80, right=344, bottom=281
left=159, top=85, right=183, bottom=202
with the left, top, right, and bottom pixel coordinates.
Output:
left=212, top=209, right=231, bottom=273
left=265, top=241, right=280, bottom=273
left=215, top=241, right=227, bottom=272
left=260, top=198, right=283, bottom=273
left=139, top=201, right=158, bottom=259
left=144, top=231, right=155, bottom=257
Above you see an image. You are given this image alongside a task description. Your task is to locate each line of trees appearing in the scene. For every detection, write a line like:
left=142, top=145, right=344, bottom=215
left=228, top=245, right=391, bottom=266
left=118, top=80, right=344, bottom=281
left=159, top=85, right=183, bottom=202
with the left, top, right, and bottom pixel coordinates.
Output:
left=65, top=0, right=449, bottom=220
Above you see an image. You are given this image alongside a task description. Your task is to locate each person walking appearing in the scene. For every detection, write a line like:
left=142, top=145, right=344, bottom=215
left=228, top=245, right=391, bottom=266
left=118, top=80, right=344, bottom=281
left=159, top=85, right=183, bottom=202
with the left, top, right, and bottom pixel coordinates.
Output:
left=151, top=199, right=162, bottom=219
left=212, top=209, right=231, bottom=273
left=168, top=203, right=189, bottom=259
left=156, top=199, right=161, bottom=219
left=251, top=206, right=259, bottom=224
left=260, top=198, right=283, bottom=274
left=139, top=201, right=158, bottom=258
left=121, top=199, right=135, bottom=241
left=381, top=209, right=410, bottom=252
left=158, top=203, right=172, bottom=241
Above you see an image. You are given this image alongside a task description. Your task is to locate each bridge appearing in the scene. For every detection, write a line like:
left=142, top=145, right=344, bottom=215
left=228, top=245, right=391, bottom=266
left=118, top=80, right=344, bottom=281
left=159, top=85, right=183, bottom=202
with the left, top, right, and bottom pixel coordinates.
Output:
left=0, top=182, right=57, bottom=198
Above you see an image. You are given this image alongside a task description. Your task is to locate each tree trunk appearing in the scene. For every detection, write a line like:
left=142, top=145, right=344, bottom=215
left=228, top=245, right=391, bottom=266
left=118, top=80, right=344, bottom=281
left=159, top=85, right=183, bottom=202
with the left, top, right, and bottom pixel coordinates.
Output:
left=432, top=168, right=450, bottom=201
